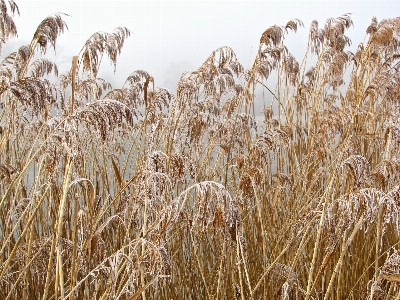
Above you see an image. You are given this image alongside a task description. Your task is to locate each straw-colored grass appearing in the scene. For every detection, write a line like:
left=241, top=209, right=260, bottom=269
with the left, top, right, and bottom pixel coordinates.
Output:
left=1, top=2, right=400, bottom=299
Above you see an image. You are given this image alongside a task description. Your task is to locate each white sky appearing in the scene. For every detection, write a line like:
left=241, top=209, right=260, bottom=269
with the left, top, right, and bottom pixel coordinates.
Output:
left=2, top=0, right=400, bottom=92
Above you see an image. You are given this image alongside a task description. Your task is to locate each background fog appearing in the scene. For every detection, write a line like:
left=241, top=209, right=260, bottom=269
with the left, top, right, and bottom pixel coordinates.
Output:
left=2, top=0, right=399, bottom=95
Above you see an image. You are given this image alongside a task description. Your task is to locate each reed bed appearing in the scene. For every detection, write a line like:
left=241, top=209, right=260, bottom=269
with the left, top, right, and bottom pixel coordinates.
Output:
left=1, top=2, right=400, bottom=299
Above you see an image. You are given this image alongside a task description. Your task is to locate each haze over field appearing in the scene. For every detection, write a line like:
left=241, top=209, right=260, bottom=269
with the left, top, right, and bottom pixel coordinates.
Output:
left=5, top=1, right=400, bottom=91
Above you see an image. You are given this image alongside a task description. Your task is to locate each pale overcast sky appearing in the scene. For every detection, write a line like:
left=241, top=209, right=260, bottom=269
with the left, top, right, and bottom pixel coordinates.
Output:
left=2, top=1, right=400, bottom=92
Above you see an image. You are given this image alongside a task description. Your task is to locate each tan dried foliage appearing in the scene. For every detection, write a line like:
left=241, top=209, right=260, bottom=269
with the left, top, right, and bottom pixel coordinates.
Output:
left=1, top=6, right=400, bottom=300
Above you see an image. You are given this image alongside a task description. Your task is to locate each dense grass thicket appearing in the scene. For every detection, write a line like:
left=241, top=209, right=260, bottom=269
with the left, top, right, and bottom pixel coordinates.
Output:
left=1, top=1, right=400, bottom=299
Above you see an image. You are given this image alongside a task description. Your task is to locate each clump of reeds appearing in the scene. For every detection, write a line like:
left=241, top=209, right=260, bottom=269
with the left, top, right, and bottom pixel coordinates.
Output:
left=1, top=1, right=400, bottom=298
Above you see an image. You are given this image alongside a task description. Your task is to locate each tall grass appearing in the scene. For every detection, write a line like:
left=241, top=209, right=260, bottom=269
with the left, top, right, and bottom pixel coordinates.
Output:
left=1, top=2, right=400, bottom=299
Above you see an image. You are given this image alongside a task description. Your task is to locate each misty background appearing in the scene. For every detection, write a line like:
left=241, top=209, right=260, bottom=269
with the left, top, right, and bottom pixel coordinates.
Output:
left=1, top=1, right=399, bottom=107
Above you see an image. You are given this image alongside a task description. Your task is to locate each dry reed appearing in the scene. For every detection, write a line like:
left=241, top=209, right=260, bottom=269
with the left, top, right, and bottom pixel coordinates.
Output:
left=1, top=2, right=400, bottom=299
